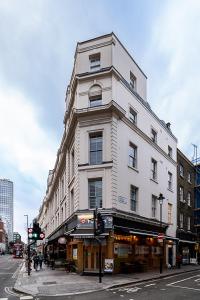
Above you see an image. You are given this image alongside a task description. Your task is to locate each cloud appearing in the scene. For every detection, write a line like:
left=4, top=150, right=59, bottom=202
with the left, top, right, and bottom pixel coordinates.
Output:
left=146, top=0, right=200, bottom=158
left=0, top=84, right=57, bottom=180
left=0, top=83, right=59, bottom=241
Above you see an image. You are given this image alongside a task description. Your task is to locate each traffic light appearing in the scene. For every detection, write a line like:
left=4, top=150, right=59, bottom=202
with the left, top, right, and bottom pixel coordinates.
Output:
left=28, top=223, right=45, bottom=240
left=94, top=212, right=105, bottom=235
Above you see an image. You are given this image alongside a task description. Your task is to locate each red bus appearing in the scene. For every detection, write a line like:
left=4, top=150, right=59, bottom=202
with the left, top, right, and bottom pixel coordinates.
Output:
left=13, top=243, right=23, bottom=258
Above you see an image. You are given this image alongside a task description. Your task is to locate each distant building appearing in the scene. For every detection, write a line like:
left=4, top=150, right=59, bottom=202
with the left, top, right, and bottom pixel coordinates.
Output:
left=13, top=232, right=21, bottom=243
left=0, top=179, right=14, bottom=242
left=0, top=218, right=8, bottom=253
left=176, top=149, right=196, bottom=263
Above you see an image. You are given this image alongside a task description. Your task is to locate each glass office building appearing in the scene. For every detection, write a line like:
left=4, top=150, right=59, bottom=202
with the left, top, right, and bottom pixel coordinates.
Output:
left=0, top=179, right=13, bottom=242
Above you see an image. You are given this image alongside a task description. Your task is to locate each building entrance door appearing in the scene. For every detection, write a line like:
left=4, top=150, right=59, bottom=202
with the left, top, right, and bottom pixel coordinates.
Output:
left=83, top=243, right=105, bottom=272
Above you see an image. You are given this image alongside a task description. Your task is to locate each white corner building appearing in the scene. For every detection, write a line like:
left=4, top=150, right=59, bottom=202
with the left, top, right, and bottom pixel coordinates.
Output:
left=38, top=33, right=177, bottom=273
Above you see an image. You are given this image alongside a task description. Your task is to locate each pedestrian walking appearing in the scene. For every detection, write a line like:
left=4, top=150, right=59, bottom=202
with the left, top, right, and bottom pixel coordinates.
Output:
left=176, top=253, right=182, bottom=269
left=33, top=253, right=39, bottom=271
left=38, top=252, right=44, bottom=270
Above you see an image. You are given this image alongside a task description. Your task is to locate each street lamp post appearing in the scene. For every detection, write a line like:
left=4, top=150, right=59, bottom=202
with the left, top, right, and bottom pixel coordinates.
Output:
left=158, top=193, right=165, bottom=274
left=24, top=214, right=29, bottom=246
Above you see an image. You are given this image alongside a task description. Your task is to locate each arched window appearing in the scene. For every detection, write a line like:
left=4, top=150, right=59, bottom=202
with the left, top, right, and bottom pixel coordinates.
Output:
left=89, top=84, right=102, bottom=107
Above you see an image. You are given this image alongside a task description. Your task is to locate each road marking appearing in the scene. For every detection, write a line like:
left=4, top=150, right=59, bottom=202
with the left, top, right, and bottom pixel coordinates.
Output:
left=167, top=274, right=200, bottom=286
left=144, top=283, right=156, bottom=287
left=0, top=298, right=8, bottom=300
left=169, top=285, right=200, bottom=292
left=20, top=296, right=33, bottom=300
left=120, top=295, right=124, bottom=297
left=160, top=288, right=166, bottom=290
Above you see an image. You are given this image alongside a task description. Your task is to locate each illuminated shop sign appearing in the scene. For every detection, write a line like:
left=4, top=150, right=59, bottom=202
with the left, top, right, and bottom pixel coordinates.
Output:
left=77, top=213, right=113, bottom=229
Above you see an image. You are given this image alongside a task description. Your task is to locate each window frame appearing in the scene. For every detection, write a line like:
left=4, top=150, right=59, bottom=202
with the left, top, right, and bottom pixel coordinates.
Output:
left=179, top=164, right=184, bottom=177
left=168, top=146, right=172, bottom=158
left=180, top=213, right=184, bottom=229
left=187, top=216, right=191, bottom=231
left=151, top=128, right=157, bottom=143
left=168, top=203, right=173, bottom=224
left=89, top=132, right=103, bottom=165
left=152, top=195, right=157, bottom=218
left=130, top=185, right=138, bottom=212
left=88, top=178, right=102, bottom=209
left=89, top=53, right=101, bottom=71
left=168, top=172, right=173, bottom=190
left=129, top=142, right=137, bottom=169
left=187, top=191, right=191, bottom=206
left=179, top=186, right=184, bottom=202
left=130, top=71, right=137, bottom=91
left=129, top=107, right=137, bottom=124
left=151, top=158, right=157, bottom=181
left=187, top=172, right=191, bottom=183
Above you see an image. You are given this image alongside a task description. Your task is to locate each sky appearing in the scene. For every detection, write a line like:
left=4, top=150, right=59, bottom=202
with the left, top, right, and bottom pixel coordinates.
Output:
left=0, top=0, right=200, bottom=242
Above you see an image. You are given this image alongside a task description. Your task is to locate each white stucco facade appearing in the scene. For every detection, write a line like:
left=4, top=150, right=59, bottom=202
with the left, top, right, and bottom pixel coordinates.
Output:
left=38, top=33, right=178, bottom=267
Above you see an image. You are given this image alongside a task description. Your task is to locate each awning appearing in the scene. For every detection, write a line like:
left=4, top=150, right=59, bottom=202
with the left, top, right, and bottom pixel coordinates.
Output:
left=114, top=225, right=159, bottom=237
left=69, top=228, right=108, bottom=239
left=179, top=239, right=197, bottom=244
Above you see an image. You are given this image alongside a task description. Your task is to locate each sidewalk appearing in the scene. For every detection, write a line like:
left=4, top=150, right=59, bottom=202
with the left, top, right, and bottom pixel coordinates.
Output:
left=14, top=263, right=200, bottom=297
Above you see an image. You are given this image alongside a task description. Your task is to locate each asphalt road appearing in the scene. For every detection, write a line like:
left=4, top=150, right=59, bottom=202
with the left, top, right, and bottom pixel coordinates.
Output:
left=38, top=270, right=200, bottom=300
left=0, top=254, right=27, bottom=300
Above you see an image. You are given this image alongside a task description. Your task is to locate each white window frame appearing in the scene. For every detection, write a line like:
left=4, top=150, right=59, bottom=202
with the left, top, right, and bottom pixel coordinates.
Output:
left=88, top=178, right=102, bottom=209
left=130, top=71, right=136, bottom=91
left=168, top=146, right=172, bottom=158
left=89, top=132, right=103, bottom=165
left=129, top=107, right=137, bottom=124
left=89, top=53, right=101, bottom=71
left=151, top=158, right=157, bottom=181
left=129, top=142, right=137, bottom=169
left=168, top=172, right=172, bottom=190
left=152, top=195, right=157, bottom=218
left=130, top=185, right=138, bottom=212
left=151, top=128, right=157, bottom=143
left=168, top=203, right=172, bottom=224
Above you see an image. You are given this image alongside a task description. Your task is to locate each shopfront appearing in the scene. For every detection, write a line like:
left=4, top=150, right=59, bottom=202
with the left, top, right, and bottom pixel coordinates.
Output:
left=65, top=210, right=169, bottom=274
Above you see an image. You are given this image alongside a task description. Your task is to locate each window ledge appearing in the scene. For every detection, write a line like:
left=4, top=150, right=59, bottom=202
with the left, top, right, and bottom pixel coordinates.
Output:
left=128, top=165, right=139, bottom=173
left=78, top=162, right=113, bottom=171
left=150, top=178, right=158, bottom=184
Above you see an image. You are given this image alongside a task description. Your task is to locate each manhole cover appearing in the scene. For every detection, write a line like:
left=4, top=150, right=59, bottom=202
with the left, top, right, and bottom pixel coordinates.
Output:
left=43, top=281, right=57, bottom=285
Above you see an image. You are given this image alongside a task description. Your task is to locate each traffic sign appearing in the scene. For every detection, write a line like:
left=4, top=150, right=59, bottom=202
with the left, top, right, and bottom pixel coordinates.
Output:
left=158, top=233, right=164, bottom=242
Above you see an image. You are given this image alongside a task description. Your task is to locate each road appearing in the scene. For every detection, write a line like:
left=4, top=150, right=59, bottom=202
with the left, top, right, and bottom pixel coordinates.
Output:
left=1, top=258, right=200, bottom=300
left=39, top=270, right=200, bottom=300
left=0, top=254, right=31, bottom=300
